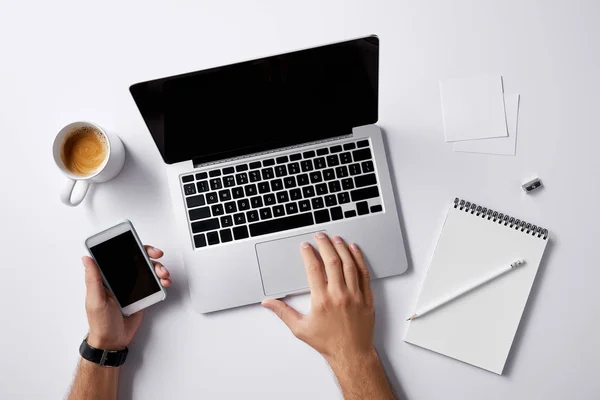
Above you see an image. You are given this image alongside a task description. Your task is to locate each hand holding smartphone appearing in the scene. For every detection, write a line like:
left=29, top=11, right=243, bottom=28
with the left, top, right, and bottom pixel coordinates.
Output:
left=85, top=220, right=166, bottom=316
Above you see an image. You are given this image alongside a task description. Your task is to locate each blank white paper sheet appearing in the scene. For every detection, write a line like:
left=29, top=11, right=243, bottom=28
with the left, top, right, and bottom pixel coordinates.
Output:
left=440, top=76, right=508, bottom=142
left=454, top=94, right=520, bottom=155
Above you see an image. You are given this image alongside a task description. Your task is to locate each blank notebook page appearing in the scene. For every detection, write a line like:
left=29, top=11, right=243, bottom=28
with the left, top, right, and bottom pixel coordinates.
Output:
left=404, top=201, right=548, bottom=374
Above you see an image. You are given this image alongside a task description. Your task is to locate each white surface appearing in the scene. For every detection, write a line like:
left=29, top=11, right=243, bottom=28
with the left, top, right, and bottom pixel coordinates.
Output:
left=454, top=94, right=520, bottom=155
left=405, top=204, right=548, bottom=374
left=1, top=0, right=599, bottom=399
left=440, top=76, right=508, bottom=142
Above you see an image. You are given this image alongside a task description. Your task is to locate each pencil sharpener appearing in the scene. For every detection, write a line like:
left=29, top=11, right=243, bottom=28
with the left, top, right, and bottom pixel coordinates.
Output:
left=522, top=178, right=543, bottom=193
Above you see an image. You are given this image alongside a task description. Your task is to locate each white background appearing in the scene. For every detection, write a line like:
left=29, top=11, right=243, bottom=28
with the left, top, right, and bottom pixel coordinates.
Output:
left=1, top=0, right=599, bottom=399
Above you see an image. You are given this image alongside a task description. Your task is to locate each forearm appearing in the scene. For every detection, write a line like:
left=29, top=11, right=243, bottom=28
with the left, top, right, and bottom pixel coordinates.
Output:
left=328, top=349, right=396, bottom=400
left=67, top=358, right=120, bottom=400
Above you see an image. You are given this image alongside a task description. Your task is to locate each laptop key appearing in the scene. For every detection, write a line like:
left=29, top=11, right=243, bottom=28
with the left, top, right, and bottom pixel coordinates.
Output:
left=218, top=189, right=231, bottom=202
left=285, top=202, right=298, bottom=215
left=258, top=181, right=270, bottom=194
left=275, top=165, right=287, bottom=177
left=189, top=206, right=211, bottom=221
left=182, top=175, right=194, bottom=183
left=251, top=196, right=263, bottom=209
left=311, top=197, right=324, bottom=210
left=273, top=205, right=285, bottom=218
left=223, top=175, right=236, bottom=187
left=336, top=166, right=348, bottom=178
left=326, top=155, right=339, bottom=167
left=220, top=215, right=233, bottom=227
left=302, top=186, right=316, bottom=198
left=236, top=164, right=248, bottom=172
left=297, top=174, right=310, bottom=186
left=371, top=205, right=383, bottom=213
left=207, top=231, right=220, bottom=245
left=223, top=167, right=235, bottom=175
left=209, top=169, right=221, bottom=177
left=323, top=169, right=335, bottom=181
left=271, top=179, right=283, bottom=191
left=249, top=212, right=314, bottom=237
left=206, top=192, right=218, bottom=204
left=343, top=142, right=356, bottom=151
left=314, top=157, right=326, bottom=169
left=233, top=226, right=249, bottom=240
left=260, top=207, right=273, bottom=220
left=290, top=188, right=302, bottom=200
left=357, top=139, right=369, bottom=148
left=303, top=150, right=316, bottom=159
left=262, top=159, right=275, bottom=167
left=284, top=176, right=296, bottom=188
left=341, top=178, right=354, bottom=190
left=316, top=148, right=329, bottom=156
left=234, top=213, right=246, bottom=225
left=328, top=181, right=341, bottom=193
left=249, top=170, right=261, bottom=182
left=186, top=194, right=205, bottom=208
left=245, top=184, right=257, bottom=197
left=361, top=160, right=374, bottom=173
left=330, top=145, right=342, bottom=153
left=310, top=171, right=322, bottom=183
left=210, top=178, right=222, bottom=190
left=262, top=167, right=274, bottom=180
left=350, top=186, right=380, bottom=202
left=315, top=183, right=328, bottom=196
left=264, top=193, right=276, bottom=206
left=236, top=173, right=248, bottom=185
left=192, top=218, right=220, bottom=233
left=184, top=183, right=196, bottom=195
left=197, top=181, right=209, bottom=193
left=247, top=210, right=259, bottom=222
left=195, top=172, right=208, bottom=180
left=220, top=229, right=233, bottom=243
left=352, top=148, right=372, bottom=162
left=337, top=192, right=350, bottom=204
left=237, top=199, right=250, bottom=211
left=276, top=156, right=289, bottom=164
left=299, top=200, right=311, bottom=212
left=301, top=160, right=313, bottom=172
left=325, top=195, right=337, bottom=207
left=314, top=209, right=330, bottom=223
left=288, top=162, right=300, bottom=174
left=290, top=153, right=302, bottom=161
left=232, top=187, right=244, bottom=199
left=211, top=204, right=224, bottom=216
left=330, top=206, right=343, bottom=221
left=349, top=163, right=361, bottom=176
left=355, top=173, right=377, bottom=188
left=249, top=161, right=262, bottom=169
left=194, top=234, right=207, bottom=248
left=224, top=201, right=237, bottom=214
left=277, top=191, right=289, bottom=203
left=344, top=210, right=357, bottom=218
left=356, top=201, right=369, bottom=216
left=340, top=152, right=352, bottom=164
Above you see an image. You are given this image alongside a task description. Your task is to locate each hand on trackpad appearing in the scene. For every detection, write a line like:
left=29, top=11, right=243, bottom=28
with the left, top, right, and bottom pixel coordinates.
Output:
left=255, top=231, right=324, bottom=296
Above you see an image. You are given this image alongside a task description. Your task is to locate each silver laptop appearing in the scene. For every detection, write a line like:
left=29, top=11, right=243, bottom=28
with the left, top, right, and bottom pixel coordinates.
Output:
left=130, top=36, right=408, bottom=313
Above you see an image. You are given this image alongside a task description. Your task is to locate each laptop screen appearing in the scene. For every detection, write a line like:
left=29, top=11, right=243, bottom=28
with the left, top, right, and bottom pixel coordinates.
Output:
left=130, top=36, right=379, bottom=165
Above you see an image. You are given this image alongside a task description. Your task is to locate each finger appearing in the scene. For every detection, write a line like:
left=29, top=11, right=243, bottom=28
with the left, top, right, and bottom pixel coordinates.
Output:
left=154, top=262, right=170, bottom=279
left=160, top=278, right=172, bottom=288
left=300, top=242, right=326, bottom=294
left=145, top=245, right=164, bottom=259
left=314, top=232, right=345, bottom=289
left=261, top=299, right=303, bottom=335
left=350, top=243, right=373, bottom=304
left=82, top=256, right=106, bottom=302
left=331, top=236, right=360, bottom=294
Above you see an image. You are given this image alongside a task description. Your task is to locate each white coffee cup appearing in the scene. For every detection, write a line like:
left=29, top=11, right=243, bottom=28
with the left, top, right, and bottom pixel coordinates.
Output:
left=53, top=121, right=126, bottom=206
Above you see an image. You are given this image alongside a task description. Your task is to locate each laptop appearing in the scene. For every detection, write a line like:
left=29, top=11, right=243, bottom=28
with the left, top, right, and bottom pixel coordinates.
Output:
left=130, top=35, right=408, bottom=313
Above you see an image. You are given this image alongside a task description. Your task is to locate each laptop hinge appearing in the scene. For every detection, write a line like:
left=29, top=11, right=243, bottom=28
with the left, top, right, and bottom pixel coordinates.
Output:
left=191, top=133, right=353, bottom=169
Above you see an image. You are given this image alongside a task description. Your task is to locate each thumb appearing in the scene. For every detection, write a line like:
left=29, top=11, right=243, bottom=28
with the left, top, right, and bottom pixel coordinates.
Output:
left=261, top=299, right=303, bottom=333
left=82, top=256, right=106, bottom=303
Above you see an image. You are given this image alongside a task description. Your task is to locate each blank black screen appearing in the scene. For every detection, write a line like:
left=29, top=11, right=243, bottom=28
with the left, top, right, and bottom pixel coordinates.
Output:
left=130, top=36, right=379, bottom=164
left=90, top=231, right=160, bottom=307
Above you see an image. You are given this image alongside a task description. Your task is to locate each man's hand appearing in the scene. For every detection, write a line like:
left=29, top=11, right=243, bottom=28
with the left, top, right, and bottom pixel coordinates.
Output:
left=261, top=233, right=396, bottom=400
left=82, top=246, right=172, bottom=350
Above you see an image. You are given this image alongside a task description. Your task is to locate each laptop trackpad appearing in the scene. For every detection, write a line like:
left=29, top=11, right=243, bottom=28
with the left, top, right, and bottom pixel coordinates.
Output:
left=256, top=231, right=323, bottom=296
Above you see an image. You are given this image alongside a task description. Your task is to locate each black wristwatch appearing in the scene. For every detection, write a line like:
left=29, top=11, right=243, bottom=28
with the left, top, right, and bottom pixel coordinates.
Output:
left=79, top=337, right=128, bottom=367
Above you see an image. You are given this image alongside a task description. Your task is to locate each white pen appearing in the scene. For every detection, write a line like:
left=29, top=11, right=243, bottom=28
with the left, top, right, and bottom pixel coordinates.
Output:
left=407, top=259, right=526, bottom=321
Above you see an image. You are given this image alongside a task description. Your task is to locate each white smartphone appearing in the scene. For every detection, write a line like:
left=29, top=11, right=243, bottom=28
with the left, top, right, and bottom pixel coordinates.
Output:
left=85, top=220, right=166, bottom=316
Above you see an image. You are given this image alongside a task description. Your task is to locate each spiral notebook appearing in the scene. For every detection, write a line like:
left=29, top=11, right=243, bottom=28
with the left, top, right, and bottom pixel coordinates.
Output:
left=405, top=198, right=549, bottom=374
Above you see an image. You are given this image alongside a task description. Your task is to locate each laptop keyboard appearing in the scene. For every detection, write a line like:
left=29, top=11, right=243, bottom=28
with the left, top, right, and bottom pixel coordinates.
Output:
left=180, top=139, right=383, bottom=248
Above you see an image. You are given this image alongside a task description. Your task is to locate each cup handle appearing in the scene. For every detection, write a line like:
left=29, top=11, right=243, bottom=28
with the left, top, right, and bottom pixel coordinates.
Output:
left=60, top=178, right=91, bottom=206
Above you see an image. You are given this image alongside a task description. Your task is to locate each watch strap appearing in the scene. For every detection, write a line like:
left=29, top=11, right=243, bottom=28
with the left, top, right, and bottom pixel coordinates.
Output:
left=79, top=338, right=128, bottom=367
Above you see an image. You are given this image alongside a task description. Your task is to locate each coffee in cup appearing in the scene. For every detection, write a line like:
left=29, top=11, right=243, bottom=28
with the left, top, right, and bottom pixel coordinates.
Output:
left=60, top=126, right=109, bottom=176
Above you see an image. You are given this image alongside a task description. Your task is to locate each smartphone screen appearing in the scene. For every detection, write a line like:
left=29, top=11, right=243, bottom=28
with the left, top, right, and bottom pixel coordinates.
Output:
left=89, top=231, right=161, bottom=307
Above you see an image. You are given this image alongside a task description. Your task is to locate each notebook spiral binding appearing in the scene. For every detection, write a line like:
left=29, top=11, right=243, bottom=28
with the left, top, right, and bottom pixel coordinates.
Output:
left=453, top=198, right=548, bottom=240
